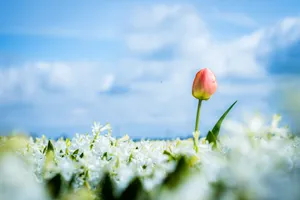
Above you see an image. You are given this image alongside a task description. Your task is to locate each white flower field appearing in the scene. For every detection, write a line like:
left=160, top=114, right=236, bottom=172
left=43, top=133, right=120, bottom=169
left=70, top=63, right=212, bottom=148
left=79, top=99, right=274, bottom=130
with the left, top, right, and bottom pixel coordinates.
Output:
left=1, top=114, right=300, bottom=200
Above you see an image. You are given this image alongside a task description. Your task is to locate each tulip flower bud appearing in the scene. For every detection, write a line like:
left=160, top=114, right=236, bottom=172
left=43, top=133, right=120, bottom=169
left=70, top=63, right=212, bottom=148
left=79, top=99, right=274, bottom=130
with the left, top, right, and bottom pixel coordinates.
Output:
left=192, top=68, right=217, bottom=100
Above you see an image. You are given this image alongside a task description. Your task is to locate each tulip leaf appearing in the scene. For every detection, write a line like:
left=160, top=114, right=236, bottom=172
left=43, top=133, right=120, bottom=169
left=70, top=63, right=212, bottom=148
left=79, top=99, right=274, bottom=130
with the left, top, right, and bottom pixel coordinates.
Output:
left=206, top=130, right=217, bottom=148
left=206, top=100, right=237, bottom=147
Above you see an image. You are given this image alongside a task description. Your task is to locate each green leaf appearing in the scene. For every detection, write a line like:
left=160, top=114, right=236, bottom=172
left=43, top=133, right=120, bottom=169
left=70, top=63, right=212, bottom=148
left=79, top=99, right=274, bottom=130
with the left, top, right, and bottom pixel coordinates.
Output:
left=71, top=149, right=79, bottom=160
left=47, top=140, right=55, bottom=152
left=210, top=180, right=227, bottom=200
left=119, top=177, right=149, bottom=200
left=43, top=140, right=55, bottom=154
left=43, top=146, right=47, bottom=154
left=97, top=173, right=116, bottom=200
left=43, top=140, right=56, bottom=174
left=206, top=130, right=217, bottom=149
left=68, top=174, right=76, bottom=191
left=73, top=149, right=79, bottom=155
left=163, top=150, right=176, bottom=161
left=128, top=153, right=133, bottom=163
left=162, top=156, right=189, bottom=189
left=206, top=100, right=237, bottom=147
left=46, top=173, right=62, bottom=199
left=79, top=152, right=84, bottom=158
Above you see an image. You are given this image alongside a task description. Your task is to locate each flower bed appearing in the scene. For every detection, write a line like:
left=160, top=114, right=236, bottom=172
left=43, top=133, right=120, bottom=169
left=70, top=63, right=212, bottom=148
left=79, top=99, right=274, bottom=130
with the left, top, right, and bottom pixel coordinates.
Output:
left=1, top=115, right=300, bottom=200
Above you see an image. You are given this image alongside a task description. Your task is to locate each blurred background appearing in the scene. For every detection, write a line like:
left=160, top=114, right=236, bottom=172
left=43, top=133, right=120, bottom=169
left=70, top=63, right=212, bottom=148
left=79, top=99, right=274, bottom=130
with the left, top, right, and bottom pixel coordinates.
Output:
left=0, top=0, right=299, bottom=139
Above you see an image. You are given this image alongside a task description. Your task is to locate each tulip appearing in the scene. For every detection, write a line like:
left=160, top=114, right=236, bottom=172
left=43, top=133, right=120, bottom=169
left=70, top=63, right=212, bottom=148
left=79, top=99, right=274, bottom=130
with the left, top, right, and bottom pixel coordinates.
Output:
left=192, top=68, right=217, bottom=152
left=192, top=68, right=217, bottom=100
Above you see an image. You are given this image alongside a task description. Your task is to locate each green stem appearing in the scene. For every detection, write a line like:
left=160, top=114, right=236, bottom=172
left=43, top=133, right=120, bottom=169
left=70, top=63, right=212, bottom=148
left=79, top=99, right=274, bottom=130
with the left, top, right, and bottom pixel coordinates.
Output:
left=193, top=99, right=202, bottom=153
left=194, top=99, right=202, bottom=132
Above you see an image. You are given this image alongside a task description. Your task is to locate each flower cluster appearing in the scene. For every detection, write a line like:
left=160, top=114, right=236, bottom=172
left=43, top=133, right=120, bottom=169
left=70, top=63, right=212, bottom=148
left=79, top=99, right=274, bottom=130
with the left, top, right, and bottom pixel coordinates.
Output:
left=1, top=114, right=300, bottom=200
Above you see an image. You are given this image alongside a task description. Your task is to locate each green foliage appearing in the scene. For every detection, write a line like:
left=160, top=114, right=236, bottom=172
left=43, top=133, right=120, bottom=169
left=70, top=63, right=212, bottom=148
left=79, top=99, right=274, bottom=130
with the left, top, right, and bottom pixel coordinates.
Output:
left=68, top=174, right=76, bottom=191
left=118, top=178, right=150, bottom=200
left=80, top=152, right=84, bottom=158
left=95, top=157, right=192, bottom=200
left=161, top=156, right=189, bottom=190
left=163, top=150, right=177, bottom=161
left=43, top=140, right=55, bottom=154
left=46, top=173, right=63, bottom=199
left=71, top=149, right=79, bottom=160
left=2, top=112, right=299, bottom=200
left=206, top=101, right=237, bottom=148
left=210, top=181, right=227, bottom=200
left=97, top=173, right=116, bottom=200
left=206, top=130, right=217, bottom=149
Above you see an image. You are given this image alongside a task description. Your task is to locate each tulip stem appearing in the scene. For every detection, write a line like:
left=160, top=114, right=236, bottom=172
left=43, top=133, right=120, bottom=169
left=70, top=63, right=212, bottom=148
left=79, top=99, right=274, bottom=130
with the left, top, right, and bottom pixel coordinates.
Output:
left=194, top=99, right=202, bottom=132
left=193, top=99, right=202, bottom=153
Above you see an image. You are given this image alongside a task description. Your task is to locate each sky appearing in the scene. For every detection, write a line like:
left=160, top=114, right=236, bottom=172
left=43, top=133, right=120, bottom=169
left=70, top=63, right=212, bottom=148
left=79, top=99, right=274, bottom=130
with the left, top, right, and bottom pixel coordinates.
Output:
left=0, top=0, right=300, bottom=138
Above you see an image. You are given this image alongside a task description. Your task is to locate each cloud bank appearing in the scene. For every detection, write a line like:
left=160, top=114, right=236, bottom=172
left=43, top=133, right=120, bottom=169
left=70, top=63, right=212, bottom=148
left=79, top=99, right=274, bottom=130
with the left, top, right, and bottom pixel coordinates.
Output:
left=1, top=4, right=300, bottom=138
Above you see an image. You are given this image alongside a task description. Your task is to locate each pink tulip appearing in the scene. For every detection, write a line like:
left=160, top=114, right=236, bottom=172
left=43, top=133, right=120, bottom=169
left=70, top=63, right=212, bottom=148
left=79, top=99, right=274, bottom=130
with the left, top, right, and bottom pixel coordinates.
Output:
left=192, top=68, right=217, bottom=100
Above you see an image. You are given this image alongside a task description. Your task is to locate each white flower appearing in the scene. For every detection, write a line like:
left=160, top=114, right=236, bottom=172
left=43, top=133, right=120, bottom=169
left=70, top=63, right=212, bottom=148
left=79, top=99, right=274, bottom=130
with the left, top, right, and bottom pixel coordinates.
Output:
left=91, top=122, right=103, bottom=135
left=0, top=154, right=48, bottom=200
left=1, top=114, right=300, bottom=200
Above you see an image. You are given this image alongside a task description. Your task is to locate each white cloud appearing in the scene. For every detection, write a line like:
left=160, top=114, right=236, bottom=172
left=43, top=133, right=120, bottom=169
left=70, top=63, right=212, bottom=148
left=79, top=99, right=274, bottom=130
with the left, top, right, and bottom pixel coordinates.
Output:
left=126, top=33, right=175, bottom=53
left=218, top=81, right=273, bottom=97
left=36, top=62, right=74, bottom=89
left=211, top=8, right=258, bottom=28
left=240, top=17, right=300, bottom=56
left=0, top=62, right=115, bottom=103
left=100, top=74, right=115, bottom=91
left=130, top=4, right=182, bottom=29
left=125, top=4, right=268, bottom=79
left=269, top=75, right=300, bottom=133
left=126, top=4, right=209, bottom=54
left=1, top=4, right=300, bottom=136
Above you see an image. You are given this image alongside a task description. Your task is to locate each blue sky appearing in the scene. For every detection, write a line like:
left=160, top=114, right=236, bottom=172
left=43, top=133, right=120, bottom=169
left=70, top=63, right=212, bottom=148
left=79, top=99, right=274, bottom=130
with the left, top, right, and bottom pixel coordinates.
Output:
left=1, top=0, right=300, bottom=138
